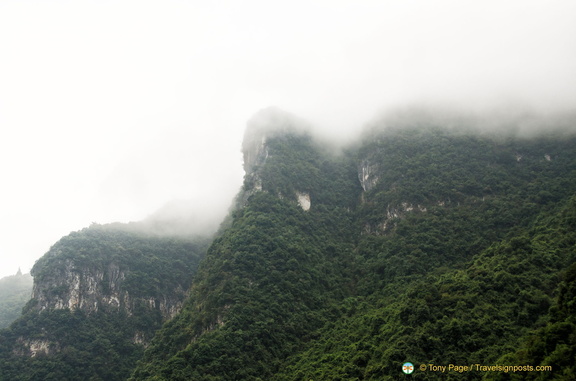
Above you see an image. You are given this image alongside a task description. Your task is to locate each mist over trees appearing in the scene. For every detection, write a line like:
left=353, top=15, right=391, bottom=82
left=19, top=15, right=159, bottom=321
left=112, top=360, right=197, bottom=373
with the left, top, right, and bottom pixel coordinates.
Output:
left=0, top=107, right=575, bottom=379
left=0, top=271, right=32, bottom=329
left=129, top=109, right=576, bottom=380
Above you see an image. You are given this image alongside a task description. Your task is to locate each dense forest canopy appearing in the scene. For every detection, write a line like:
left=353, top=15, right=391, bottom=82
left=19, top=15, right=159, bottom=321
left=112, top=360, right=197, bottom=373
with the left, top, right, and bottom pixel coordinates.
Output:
left=0, top=225, right=209, bottom=381
left=131, top=111, right=576, bottom=380
left=1, top=109, right=576, bottom=380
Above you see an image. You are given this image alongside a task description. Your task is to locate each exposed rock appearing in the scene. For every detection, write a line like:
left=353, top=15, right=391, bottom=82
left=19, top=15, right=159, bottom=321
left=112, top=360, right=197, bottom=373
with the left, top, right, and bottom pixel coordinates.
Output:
left=28, top=340, right=52, bottom=357
left=296, top=191, right=311, bottom=211
left=358, top=159, right=380, bottom=192
left=14, top=338, right=59, bottom=357
left=31, top=259, right=183, bottom=321
left=363, top=202, right=429, bottom=234
left=242, top=107, right=309, bottom=174
left=133, top=331, right=147, bottom=346
left=239, top=107, right=312, bottom=204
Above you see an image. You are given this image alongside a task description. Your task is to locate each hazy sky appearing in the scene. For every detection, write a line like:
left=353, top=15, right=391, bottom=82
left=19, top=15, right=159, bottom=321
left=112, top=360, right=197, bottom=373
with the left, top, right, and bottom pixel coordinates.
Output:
left=1, top=0, right=575, bottom=279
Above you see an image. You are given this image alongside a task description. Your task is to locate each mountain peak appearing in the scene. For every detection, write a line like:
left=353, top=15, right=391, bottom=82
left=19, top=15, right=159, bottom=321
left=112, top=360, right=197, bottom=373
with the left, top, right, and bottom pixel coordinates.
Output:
left=242, top=107, right=310, bottom=173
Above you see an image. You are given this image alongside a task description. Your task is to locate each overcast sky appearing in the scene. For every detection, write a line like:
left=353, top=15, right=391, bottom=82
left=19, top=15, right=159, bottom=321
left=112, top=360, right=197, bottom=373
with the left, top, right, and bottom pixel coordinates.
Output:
left=1, top=0, right=575, bottom=279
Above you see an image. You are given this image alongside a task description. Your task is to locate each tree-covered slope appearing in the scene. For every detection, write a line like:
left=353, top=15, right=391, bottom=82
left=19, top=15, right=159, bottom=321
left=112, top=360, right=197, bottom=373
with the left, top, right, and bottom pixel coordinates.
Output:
left=2, top=109, right=575, bottom=380
left=0, top=272, right=33, bottom=329
left=131, top=121, right=363, bottom=380
left=278, top=195, right=576, bottom=380
left=0, top=225, right=209, bottom=381
left=275, top=121, right=576, bottom=380
left=131, top=110, right=576, bottom=380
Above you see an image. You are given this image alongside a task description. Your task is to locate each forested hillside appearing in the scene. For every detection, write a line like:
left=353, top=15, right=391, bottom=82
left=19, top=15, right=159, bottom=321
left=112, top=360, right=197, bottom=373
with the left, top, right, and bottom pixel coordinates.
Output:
left=0, top=225, right=209, bottom=381
left=0, top=271, right=33, bottom=329
left=1, top=109, right=575, bottom=380
left=130, top=110, right=576, bottom=380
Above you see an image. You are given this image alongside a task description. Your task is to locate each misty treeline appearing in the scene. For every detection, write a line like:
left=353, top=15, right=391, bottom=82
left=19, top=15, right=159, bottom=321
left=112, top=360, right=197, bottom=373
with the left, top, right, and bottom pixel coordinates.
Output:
left=131, top=110, right=576, bottom=380
left=0, top=226, right=210, bottom=380
left=0, top=107, right=575, bottom=380
left=0, top=272, right=32, bottom=329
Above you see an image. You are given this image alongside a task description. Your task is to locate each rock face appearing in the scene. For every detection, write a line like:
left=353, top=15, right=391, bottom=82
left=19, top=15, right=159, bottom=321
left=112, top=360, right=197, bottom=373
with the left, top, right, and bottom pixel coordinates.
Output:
left=296, top=191, right=311, bottom=211
left=0, top=227, right=205, bottom=380
left=29, top=226, right=203, bottom=318
left=240, top=107, right=313, bottom=207
left=0, top=225, right=207, bottom=381
left=17, top=226, right=206, bottom=355
left=358, top=159, right=380, bottom=192
left=13, top=338, right=58, bottom=357
left=362, top=202, right=429, bottom=234
left=31, top=260, right=183, bottom=320
left=242, top=107, right=310, bottom=174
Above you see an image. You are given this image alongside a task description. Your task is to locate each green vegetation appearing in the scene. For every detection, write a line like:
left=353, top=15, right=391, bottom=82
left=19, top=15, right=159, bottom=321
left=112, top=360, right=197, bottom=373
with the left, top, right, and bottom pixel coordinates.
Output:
left=0, top=225, right=209, bottom=381
left=278, top=196, right=576, bottom=380
left=0, top=272, right=32, bottom=329
left=32, top=225, right=209, bottom=298
left=130, top=134, right=361, bottom=380
left=131, top=121, right=576, bottom=380
left=0, top=309, right=146, bottom=381
left=2, top=114, right=576, bottom=380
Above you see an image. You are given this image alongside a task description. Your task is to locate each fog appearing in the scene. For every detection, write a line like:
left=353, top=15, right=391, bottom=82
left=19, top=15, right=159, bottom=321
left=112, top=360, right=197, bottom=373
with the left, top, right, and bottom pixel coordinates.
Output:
left=360, top=103, right=576, bottom=141
left=0, top=0, right=575, bottom=279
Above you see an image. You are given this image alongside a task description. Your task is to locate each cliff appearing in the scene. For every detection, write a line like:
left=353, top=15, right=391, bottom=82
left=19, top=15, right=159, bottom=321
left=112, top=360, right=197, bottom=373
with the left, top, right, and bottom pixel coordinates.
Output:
left=239, top=107, right=316, bottom=208
left=2, top=108, right=576, bottom=380
left=0, top=224, right=208, bottom=380
left=30, top=225, right=205, bottom=319
left=131, top=109, right=576, bottom=380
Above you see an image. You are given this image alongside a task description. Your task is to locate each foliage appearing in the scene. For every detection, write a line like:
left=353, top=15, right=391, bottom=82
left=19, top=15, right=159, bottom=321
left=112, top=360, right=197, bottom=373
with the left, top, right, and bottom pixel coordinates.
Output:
left=0, top=225, right=209, bottom=381
left=0, top=272, right=33, bottom=329
left=0, top=309, right=144, bottom=381
left=32, top=225, right=208, bottom=297
left=130, top=135, right=361, bottom=379
left=277, top=196, right=576, bottom=380
left=132, top=123, right=576, bottom=380
left=3, top=117, right=576, bottom=380
left=485, top=203, right=576, bottom=381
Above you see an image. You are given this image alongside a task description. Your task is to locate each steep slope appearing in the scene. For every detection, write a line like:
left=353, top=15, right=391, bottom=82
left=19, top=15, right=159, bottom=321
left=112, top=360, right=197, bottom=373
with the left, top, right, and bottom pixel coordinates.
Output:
left=0, top=224, right=208, bottom=381
left=132, top=109, right=576, bottom=380
left=276, top=120, right=576, bottom=380
left=0, top=271, right=33, bottom=329
left=486, top=202, right=576, bottom=381
left=2, top=108, right=574, bottom=380
left=130, top=108, right=362, bottom=380
left=278, top=195, right=576, bottom=380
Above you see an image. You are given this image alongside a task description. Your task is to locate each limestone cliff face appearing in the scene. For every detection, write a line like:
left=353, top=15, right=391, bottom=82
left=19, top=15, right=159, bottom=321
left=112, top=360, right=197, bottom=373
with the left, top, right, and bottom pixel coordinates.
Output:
left=358, top=159, right=380, bottom=192
left=5, top=226, right=206, bottom=360
left=29, top=225, right=204, bottom=323
left=242, top=106, right=310, bottom=174
left=30, top=259, right=184, bottom=320
left=240, top=107, right=314, bottom=211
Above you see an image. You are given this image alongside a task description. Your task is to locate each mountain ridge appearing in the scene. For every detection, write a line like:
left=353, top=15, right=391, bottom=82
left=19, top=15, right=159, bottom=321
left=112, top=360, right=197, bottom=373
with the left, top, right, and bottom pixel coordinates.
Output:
left=1, top=108, right=575, bottom=380
left=130, top=109, right=576, bottom=379
left=0, top=225, right=209, bottom=380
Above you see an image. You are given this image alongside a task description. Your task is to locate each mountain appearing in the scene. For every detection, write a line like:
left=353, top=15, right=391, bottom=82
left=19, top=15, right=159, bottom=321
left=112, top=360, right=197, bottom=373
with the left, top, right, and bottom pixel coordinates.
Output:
left=130, top=108, right=576, bottom=380
left=0, top=271, right=33, bottom=329
left=0, top=224, right=209, bottom=381
left=1, top=107, right=575, bottom=380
